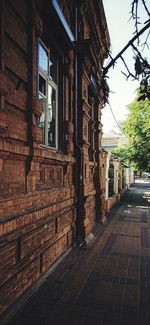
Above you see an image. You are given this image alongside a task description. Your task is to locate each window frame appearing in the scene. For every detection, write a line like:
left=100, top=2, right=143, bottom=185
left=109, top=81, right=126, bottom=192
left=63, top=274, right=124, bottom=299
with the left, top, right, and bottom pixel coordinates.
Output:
left=38, top=39, right=58, bottom=150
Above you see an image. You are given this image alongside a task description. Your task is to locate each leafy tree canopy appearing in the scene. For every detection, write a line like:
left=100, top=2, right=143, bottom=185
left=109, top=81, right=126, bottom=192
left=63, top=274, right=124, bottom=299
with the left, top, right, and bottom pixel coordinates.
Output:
left=112, top=92, right=150, bottom=172
left=112, top=145, right=131, bottom=163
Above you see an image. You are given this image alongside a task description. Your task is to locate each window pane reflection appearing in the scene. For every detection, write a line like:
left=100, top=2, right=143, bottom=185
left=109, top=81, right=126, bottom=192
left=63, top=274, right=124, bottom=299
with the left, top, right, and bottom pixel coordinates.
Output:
left=39, top=94, right=46, bottom=145
left=48, top=84, right=56, bottom=148
left=38, top=41, right=58, bottom=149
left=39, top=43, right=48, bottom=74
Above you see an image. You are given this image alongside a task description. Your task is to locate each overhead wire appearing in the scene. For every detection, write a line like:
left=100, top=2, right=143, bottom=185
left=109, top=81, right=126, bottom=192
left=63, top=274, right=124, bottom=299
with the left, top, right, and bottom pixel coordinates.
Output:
left=107, top=101, right=125, bottom=134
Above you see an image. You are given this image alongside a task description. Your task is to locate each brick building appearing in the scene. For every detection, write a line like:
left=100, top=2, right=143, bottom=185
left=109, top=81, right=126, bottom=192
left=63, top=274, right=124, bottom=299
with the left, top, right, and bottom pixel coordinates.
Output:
left=0, top=0, right=110, bottom=316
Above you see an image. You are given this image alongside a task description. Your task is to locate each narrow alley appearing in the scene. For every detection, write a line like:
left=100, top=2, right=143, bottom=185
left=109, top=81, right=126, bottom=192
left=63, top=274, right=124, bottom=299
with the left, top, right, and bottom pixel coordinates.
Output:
left=4, top=179, right=150, bottom=325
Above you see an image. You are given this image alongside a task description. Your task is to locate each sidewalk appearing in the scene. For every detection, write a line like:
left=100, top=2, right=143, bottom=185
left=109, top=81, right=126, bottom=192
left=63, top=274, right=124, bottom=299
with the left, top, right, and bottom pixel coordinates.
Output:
left=4, top=180, right=150, bottom=325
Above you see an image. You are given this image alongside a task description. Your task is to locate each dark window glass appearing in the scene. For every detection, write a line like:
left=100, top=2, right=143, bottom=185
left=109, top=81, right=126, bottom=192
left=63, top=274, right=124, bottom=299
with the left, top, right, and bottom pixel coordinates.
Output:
left=49, top=49, right=58, bottom=83
left=39, top=75, right=46, bottom=95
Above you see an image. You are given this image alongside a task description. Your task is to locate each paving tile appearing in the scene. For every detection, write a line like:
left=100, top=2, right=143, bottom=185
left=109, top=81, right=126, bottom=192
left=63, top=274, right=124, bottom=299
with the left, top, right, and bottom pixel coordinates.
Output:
left=3, top=181, right=150, bottom=325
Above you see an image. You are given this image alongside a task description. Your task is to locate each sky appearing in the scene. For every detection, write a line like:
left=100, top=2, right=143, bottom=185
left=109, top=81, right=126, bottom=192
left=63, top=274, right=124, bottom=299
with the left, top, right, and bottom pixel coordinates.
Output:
left=102, top=0, right=150, bottom=135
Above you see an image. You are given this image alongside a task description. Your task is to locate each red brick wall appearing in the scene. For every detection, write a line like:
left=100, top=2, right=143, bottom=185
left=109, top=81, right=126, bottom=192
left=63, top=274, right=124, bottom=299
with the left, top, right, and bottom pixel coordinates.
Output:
left=0, top=0, right=76, bottom=315
left=0, top=259, right=40, bottom=314
left=0, top=159, right=26, bottom=196
left=0, top=0, right=110, bottom=316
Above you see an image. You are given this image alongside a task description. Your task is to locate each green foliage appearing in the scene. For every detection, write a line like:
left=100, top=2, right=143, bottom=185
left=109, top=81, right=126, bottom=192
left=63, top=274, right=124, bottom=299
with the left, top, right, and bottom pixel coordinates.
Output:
left=115, top=93, right=150, bottom=172
left=112, top=145, right=130, bottom=163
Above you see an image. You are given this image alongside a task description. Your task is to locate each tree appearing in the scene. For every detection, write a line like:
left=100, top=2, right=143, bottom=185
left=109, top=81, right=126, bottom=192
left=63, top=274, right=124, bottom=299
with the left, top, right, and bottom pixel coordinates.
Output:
left=112, top=92, right=150, bottom=172
left=102, top=0, right=150, bottom=103
left=112, top=145, right=131, bottom=164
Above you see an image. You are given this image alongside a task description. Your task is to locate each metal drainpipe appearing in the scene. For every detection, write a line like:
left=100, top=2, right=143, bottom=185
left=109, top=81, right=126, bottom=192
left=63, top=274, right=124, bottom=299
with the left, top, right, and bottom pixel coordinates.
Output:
left=74, top=5, right=84, bottom=245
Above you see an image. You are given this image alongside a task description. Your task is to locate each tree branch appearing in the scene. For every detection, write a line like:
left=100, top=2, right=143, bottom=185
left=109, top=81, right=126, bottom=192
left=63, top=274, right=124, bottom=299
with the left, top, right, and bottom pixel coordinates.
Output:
left=141, top=0, right=150, bottom=18
left=103, top=20, right=150, bottom=76
left=120, top=55, right=137, bottom=80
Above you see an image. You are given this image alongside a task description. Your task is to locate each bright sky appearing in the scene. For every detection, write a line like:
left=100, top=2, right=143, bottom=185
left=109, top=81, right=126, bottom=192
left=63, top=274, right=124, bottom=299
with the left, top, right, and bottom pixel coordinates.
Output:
left=102, top=0, right=150, bottom=134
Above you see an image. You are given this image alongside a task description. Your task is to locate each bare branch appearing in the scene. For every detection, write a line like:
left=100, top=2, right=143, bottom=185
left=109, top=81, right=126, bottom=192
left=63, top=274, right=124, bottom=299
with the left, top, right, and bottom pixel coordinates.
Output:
left=102, top=0, right=150, bottom=102
left=108, top=51, right=114, bottom=61
left=121, top=71, right=131, bottom=80
left=141, top=0, right=150, bottom=18
left=133, top=0, right=140, bottom=44
left=103, top=20, right=150, bottom=76
left=141, top=29, right=150, bottom=50
left=120, top=55, right=137, bottom=80
left=130, top=0, right=150, bottom=46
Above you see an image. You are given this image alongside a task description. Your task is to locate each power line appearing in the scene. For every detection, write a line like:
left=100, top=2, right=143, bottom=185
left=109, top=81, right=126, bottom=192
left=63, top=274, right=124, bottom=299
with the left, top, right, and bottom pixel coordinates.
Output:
left=107, top=102, right=125, bottom=134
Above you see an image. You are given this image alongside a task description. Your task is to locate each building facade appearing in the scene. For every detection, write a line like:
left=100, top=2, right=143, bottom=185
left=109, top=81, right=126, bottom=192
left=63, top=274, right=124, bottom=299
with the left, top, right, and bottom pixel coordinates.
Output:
left=102, top=151, right=134, bottom=214
left=0, top=0, right=110, bottom=317
left=101, top=135, right=128, bottom=154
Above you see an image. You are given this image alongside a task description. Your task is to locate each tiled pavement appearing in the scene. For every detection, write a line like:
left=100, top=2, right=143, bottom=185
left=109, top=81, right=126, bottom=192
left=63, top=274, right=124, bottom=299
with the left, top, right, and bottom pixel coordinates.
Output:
left=4, top=180, right=150, bottom=325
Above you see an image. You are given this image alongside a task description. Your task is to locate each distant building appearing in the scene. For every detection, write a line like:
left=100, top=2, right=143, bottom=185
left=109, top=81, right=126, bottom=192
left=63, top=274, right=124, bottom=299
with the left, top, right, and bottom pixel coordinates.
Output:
left=101, top=135, right=134, bottom=213
left=101, top=135, right=128, bottom=153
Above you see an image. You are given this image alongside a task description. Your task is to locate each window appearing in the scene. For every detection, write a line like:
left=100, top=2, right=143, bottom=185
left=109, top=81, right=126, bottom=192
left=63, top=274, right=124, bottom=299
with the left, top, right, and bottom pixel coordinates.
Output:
left=38, top=41, right=59, bottom=149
